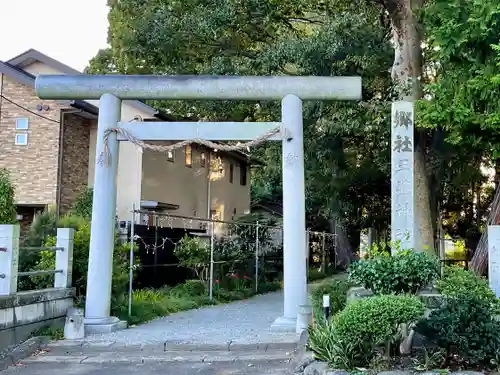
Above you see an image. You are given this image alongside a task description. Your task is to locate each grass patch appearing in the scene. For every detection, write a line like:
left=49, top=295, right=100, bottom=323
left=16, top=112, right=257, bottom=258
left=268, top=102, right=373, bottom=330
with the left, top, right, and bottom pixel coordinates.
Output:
left=30, top=327, right=64, bottom=340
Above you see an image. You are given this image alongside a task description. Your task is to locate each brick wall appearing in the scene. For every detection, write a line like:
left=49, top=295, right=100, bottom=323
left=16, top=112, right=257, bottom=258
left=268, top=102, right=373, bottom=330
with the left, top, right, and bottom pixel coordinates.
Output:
left=59, top=113, right=92, bottom=212
left=0, top=75, right=60, bottom=205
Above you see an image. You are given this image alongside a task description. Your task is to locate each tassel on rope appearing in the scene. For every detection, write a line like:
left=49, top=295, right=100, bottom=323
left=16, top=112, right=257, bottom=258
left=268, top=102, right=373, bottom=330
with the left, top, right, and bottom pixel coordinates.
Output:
left=97, top=128, right=119, bottom=167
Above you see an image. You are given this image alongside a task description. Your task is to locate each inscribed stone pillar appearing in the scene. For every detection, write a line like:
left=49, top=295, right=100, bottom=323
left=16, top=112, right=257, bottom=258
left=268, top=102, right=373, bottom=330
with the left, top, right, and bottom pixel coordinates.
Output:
left=391, top=101, right=416, bottom=251
left=488, top=225, right=500, bottom=297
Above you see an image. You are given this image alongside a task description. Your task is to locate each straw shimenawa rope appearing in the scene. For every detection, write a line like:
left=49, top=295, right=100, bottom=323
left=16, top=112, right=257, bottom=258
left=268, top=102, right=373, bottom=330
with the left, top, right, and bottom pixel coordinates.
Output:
left=98, top=126, right=281, bottom=166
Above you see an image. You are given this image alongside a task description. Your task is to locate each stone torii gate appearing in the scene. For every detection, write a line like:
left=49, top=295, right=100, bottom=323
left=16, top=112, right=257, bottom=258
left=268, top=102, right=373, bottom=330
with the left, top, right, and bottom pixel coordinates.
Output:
left=35, top=75, right=362, bottom=333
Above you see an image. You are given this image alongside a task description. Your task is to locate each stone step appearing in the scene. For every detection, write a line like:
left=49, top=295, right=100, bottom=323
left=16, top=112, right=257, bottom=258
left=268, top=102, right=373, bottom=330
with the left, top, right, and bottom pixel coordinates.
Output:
left=22, top=348, right=296, bottom=365
left=43, top=338, right=301, bottom=354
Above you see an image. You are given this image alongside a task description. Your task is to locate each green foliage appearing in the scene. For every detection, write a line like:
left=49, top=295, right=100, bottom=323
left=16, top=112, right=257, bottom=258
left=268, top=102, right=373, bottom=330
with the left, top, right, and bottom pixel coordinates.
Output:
left=411, top=347, right=447, bottom=372
left=348, top=251, right=440, bottom=295
left=310, top=279, right=351, bottom=322
left=307, top=269, right=329, bottom=282
left=436, top=266, right=498, bottom=310
left=361, top=240, right=392, bottom=259
left=256, top=281, right=281, bottom=294
left=174, top=235, right=210, bottom=281
left=308, top=321, right=372, bottom=370
left=0, top=169, right=16, bottom=224
left=333, top=295, right=425, bottom=354
left=28, top=214, right=134, bottom=298
left=71, top=188, right=93, bottom=218
left=170, top=279, right=207, bottom=297
left=24, top=209, right=57, bottom=247
left=415, top=295, right=500, bottom=366
left=31, top=326, right=64, bottom=340
left=88, top=0, right=394, bottom=244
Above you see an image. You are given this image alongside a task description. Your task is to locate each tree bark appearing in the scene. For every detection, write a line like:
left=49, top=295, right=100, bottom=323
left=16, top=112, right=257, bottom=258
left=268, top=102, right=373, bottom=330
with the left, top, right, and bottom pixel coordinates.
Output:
left=385, top=0, right=435, bottom=252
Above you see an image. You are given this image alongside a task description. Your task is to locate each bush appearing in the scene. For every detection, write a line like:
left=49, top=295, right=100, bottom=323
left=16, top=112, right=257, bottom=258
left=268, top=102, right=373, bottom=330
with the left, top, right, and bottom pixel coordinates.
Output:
left=170, top=279, right=207, bottom=297
left=256, top=281, right=281, bottom=294
left=24, top=209, right=57, bottom=247
left=71, top=188, right=93, bottom=219
left=333, top=295, right=425, bottom=354
left=29, top=214, right=134, bottom=299
left=348, top=250, right=439, bottom=295
left=415, top=295, right=500, bottom=366
left=437, top=266, right=498, bottom=310
left=310, top=279, right=351, bottom=322
left=308, top=268, right=329, bottom=282
left=174, top=235, right=210, bottom=281
left=0, top=168, right=16, bottom=224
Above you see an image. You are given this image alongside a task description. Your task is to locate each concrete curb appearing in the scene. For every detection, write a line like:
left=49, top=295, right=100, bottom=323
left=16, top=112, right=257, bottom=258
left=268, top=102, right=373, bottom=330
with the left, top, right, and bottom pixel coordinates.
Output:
left=0, top=336, right=51, bottom=371
left=46, top=336, right=303, bottom=354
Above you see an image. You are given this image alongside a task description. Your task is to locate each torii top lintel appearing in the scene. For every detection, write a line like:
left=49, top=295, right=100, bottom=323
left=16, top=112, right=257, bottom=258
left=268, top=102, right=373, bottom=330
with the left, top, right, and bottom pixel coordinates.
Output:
left=35, top=75, right=362, bottom=101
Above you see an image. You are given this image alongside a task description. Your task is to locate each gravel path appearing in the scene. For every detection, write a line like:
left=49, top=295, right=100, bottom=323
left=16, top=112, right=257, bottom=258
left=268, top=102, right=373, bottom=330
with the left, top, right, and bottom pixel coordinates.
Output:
left=86, top=291, right=298, bottom=346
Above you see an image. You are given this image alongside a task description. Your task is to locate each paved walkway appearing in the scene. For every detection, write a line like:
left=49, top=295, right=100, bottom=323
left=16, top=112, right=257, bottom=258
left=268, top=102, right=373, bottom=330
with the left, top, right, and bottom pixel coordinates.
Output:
left=83, top=290, right=298, bottom=347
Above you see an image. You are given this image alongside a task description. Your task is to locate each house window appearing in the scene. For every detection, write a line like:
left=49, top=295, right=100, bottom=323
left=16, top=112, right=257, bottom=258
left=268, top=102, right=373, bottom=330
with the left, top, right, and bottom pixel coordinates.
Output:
left=185, top=145, right=192, bottom=167
left=240, top=163, right=247, bottom=186
left=200, top=152, right=206, bottom=167
left=229, top=163, right=234, bottom=183
left=167, top=150, right=175, bottom=162
left=15, top=133, right=28, bottom=146
left=15, top=118, right=29, bottom=130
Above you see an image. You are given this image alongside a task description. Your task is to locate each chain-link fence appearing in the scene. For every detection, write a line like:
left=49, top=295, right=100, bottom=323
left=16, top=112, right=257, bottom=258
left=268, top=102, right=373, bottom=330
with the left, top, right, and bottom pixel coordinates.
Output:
left=124, top=210, right=339, bottom=315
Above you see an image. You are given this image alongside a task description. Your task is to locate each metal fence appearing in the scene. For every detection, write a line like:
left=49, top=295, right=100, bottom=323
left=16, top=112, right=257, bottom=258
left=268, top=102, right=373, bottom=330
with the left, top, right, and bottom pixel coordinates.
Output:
left=125, top=210, right=338, bottom=316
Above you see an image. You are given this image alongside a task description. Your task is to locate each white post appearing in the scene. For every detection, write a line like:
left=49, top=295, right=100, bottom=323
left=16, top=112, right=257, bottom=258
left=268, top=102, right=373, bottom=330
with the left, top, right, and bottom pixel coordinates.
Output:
left=209, top=221, right=215, bottom=300
left=272, top=94, right=307, bottom=331
left=84, top=93, right=124, bottom=333
left=488, top=225, right=500, bottom=297
left=128, top=204, right=136, bottom=317
left=54, top=228, right=74, bottom=288
left=391, top=101, right=416, bottom=252
left=0, top=225, right=20, bottom=296
left=255, top=221, right=259, bottom=293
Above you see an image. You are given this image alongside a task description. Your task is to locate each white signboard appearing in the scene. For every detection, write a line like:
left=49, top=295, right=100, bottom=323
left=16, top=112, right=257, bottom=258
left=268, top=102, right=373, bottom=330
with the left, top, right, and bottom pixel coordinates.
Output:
left=488, top=225, right=500, bottom=297
left=391, top=101, right=415, bottom=251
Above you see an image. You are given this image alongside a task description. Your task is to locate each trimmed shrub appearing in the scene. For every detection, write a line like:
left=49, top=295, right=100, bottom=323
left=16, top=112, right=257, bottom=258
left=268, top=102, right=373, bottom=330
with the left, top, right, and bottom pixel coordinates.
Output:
left=348, top=250, right=439, bottom=295
left=333, top=294, right=425, bottom=351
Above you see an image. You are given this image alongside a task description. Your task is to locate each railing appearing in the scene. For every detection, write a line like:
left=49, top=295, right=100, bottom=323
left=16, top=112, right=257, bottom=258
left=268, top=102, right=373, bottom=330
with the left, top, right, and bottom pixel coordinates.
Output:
left=0, top=225, right=74, bottom=296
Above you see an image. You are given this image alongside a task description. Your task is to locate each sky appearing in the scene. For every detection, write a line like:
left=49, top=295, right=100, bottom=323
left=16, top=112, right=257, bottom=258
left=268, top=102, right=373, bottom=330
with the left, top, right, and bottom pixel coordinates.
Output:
left=0, top=0, right=109, bottom=71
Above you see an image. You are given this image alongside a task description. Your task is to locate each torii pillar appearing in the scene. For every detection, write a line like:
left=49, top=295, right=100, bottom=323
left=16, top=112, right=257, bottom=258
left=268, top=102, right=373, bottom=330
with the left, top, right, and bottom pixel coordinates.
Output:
left=35, top=75, right=362, bottom=333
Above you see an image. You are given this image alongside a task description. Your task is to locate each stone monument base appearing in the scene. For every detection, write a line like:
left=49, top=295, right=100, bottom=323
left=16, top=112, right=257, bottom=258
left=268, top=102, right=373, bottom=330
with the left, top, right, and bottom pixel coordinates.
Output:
left=346, top=286, right=444, bottom=308
left=84, top=316, right=127, bottom=335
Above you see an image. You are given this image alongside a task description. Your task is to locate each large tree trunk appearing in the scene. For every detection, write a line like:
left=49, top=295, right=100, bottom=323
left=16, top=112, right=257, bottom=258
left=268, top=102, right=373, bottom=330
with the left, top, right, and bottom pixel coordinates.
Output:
left=385, top=0, right=435, bottom=252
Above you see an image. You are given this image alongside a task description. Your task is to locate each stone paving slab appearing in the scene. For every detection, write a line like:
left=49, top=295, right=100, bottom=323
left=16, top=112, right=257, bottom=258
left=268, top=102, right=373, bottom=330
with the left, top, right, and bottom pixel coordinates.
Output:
left=1, top=359, right=292, bottom=375
left=22, top=349, right=295, bottom=365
